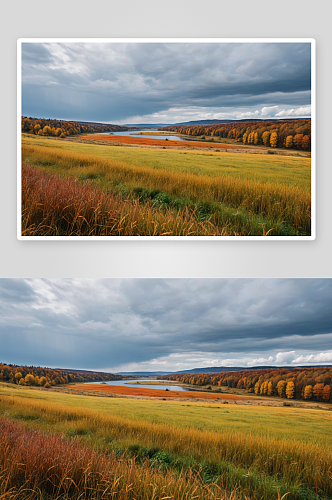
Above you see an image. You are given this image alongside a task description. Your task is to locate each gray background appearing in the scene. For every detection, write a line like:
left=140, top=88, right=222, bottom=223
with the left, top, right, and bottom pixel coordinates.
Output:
left=1, top=0, right=330, bottom=278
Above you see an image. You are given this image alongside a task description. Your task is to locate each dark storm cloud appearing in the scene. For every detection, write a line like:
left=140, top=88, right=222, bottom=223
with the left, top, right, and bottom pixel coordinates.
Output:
left=21, top=42, right=311, bottom=122
left=0, top=279, right=331, bottom=371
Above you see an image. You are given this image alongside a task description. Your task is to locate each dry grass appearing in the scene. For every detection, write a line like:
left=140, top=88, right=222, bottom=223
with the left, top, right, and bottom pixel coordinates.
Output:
left=22, top=144, right=311, bottom=235
left=0, top=417, right=242, bottom=500
left=1, top=393, right=331, bottom=498
left=21, top=164, right=228, bottom=236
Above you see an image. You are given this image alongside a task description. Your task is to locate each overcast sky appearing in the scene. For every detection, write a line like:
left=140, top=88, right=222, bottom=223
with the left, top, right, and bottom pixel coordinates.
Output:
left=1, top=279, right=331, bottom=373
left=21, top=41, right=312, bottom=125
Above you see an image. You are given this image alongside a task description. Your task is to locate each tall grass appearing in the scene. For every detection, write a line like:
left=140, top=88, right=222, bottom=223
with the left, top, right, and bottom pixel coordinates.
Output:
left=1, top=393, right=331, bottom=499
left=22, top=144, right=311, bottom=234
left=0, top=417, right=241, bottom=500
left=21, top=164, right=227, bottom=236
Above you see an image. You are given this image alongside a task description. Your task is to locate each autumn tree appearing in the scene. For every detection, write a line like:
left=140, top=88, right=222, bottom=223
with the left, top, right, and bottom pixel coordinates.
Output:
left=293, top=134, right=304, bottom=149
left=43, top=126, right=52, bottom=136
left=277, top=380, right=286, bottom=398
left=322, top=385, right=331, bottom=401
left=285, top=381, right=295, bottom=399
left=285, top=136, right=293, bottom=148
left=270, top=132, right=278, bottom=148
left=262, top=131, right=270, bottom=147
left=302, top=135, right=310, bottom=150
left=25, top=374, right=35, bottom=385
left=313, top=383, right=325, bottom=400
left=267, top=381, right=273, bottom=396
left=14, top=372, right=22, bottom=383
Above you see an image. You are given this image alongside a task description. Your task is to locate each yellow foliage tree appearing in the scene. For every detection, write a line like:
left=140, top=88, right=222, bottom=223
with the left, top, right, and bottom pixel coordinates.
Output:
left=270, top=132, right=278, bottom=148
left=277, top=380, right=286, bottom=398
left=285, top=135, right=293, bottom=148
left=25, top=374, right=35, bottom=386
left=267, top=381, right=273, bottom=396
left=285, top=381, right=295, bottom=399
left=43, top=126, right=52, bottom=136
left=304, top=385, right=313, bottom=399
left=262, top=131, right=270, bottom=147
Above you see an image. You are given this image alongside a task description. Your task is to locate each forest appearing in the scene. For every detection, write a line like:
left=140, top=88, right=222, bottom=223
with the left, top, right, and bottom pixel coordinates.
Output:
left=159, top=366, right=332, bottom=402
left=160, top=119, right=311, bottom=151
left=21, top=117, right=133, bottom=138
left=0, top=362, right=125, bottom=387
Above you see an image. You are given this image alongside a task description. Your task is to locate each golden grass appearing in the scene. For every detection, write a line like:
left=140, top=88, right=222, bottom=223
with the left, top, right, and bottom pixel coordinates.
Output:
left=21, top=164, right=228, bottom=236
left=22, top=143, right=311, bottom=234
left=0, top=417, right=241, bottom=500
left=22, top=134, right=311, bottom=188
left=1, top=390, right=331, bottom=497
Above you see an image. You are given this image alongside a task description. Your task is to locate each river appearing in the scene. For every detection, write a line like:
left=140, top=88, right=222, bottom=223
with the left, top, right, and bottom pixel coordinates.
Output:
left=86, top=129, right=186, bottom=141
left=85, top=378, right=186, bottom=391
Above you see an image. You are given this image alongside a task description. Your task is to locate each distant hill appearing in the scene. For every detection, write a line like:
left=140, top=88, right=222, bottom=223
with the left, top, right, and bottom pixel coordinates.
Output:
left=171, top=364, right=331, bottom=375
left=172, top=118, right=310, bottom=126
left=121, top=117, right=310, bottom=129
left=115, top=371, right=170, bottom=377
left=115, top=365, right=331, bottom=377
left=122, top=124, right=168, bottom=128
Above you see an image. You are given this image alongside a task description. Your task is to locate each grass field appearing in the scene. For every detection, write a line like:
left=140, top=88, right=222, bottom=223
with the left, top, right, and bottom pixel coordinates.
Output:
left=1, top=383, right=331, bottom=500
left=21, top=135, right=311, bottom=237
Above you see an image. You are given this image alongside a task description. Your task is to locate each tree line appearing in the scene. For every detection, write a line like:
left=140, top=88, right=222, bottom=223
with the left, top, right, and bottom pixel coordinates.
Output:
left=159, top=366, right=332, bottom=402
left=160, top=119, right=311, bottom=151
left=0, top=362, right=127, bottom=388
left=21, top=117, right=134, bottom=138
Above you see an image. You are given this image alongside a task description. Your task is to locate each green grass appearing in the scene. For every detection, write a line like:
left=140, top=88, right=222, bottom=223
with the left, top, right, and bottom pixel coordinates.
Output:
left=22, top=134, right=311, bottom=189
left=0, top=384, right=330, bottom=447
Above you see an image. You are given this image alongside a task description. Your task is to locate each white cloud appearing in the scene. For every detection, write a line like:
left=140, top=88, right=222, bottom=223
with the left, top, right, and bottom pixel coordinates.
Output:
left=235, top=110, right=260, bottom=120
left=260, top=106, right=279, bottom=117
left=292, top=352, right=332, bottom=364
left=275, top=105, right=311, bottom=118
left=275, top=351, right=296, bottom=364
left=247, top=356, right=273, bottom=366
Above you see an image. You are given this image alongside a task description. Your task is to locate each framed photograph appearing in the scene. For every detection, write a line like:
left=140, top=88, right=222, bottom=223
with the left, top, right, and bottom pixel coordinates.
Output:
left=18, top=38, right=315, bottom=239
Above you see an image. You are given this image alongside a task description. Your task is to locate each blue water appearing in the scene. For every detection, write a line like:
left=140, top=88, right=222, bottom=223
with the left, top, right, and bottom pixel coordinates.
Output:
left=86, top=129, right=185, bottom=141
left=85, top=378, right=186, bottom=391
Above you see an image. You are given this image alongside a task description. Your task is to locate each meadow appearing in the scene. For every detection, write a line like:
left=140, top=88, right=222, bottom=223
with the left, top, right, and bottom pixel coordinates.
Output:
left=21, top=135, right=311, bottom=237
left=0, top=383, right=331, bottom=500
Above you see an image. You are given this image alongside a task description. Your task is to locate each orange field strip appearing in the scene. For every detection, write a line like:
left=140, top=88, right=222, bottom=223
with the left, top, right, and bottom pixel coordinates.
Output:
left=80, top=134, right=238, bottom=149
left=72, top=383, right=250, bottom=400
